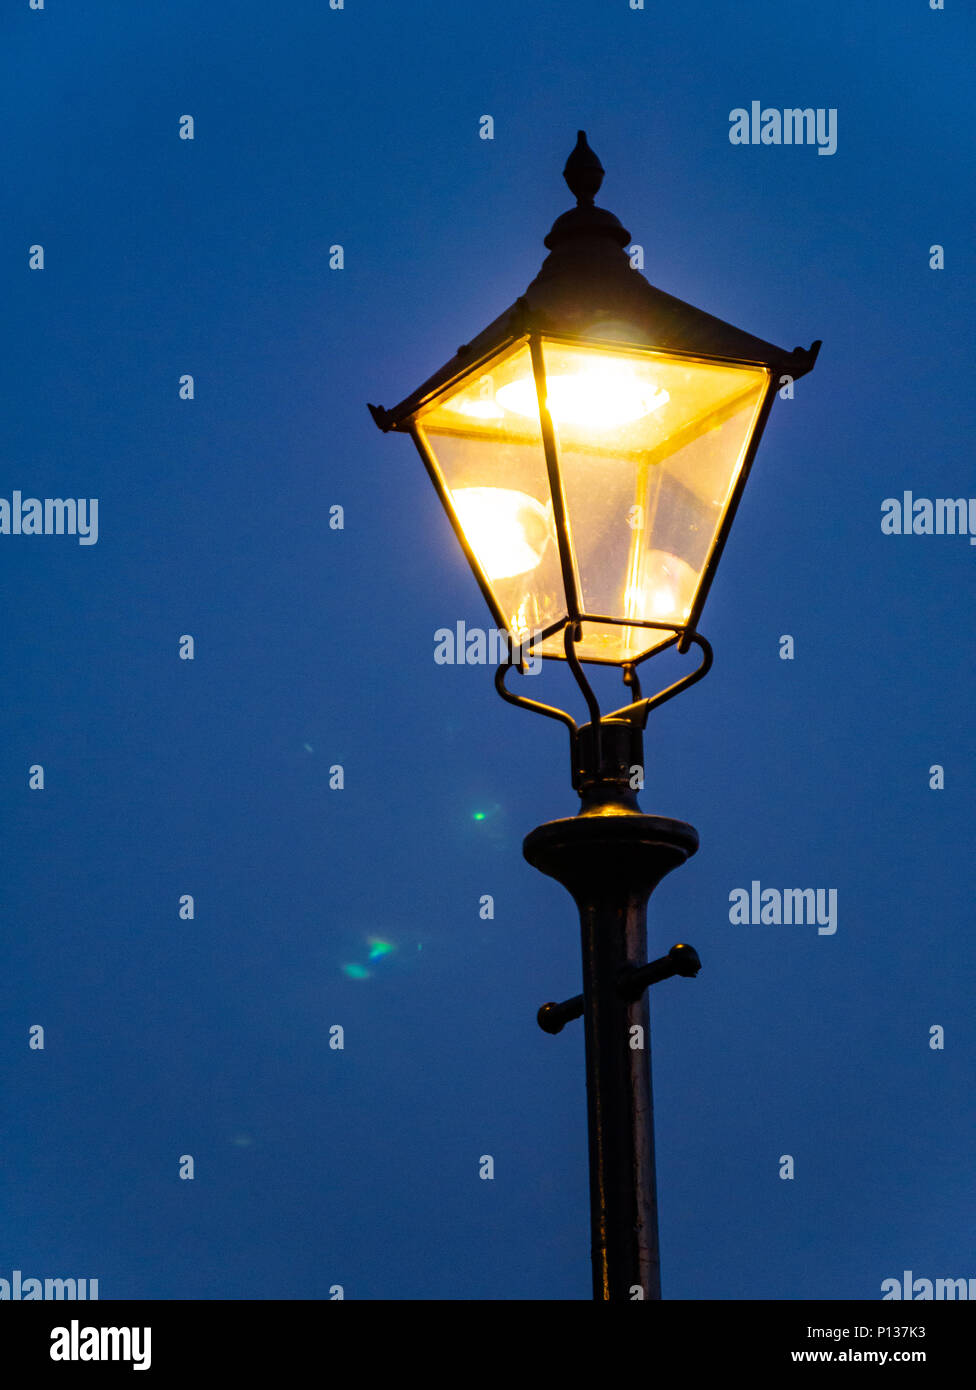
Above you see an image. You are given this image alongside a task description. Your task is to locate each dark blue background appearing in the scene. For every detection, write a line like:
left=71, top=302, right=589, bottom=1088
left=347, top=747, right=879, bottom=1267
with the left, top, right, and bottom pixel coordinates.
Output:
left=2, top=0, right=973, bottom=1300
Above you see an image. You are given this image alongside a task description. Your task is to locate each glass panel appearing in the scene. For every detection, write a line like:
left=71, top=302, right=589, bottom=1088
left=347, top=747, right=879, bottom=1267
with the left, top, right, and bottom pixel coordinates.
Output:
left=413, top=337, right=769, bottom=665
left=418, top=343, right=563, bottom=646
left=540, top=340, right=768, bottom=662
left=533, top=620, right=675, bottom=665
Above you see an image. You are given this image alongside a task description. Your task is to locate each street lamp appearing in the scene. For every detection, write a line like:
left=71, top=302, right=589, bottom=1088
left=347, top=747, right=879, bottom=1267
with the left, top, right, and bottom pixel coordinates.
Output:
left=368, top=131, right=820, bottom=1301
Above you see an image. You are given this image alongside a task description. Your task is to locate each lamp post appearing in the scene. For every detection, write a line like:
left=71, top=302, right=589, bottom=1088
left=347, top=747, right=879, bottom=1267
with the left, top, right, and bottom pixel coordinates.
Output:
left=368, top=132, right=820, bottom=1301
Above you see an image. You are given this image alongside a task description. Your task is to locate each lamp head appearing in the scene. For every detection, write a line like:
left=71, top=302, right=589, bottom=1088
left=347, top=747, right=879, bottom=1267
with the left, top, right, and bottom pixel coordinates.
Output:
left=368, top=132, right=819, bottom=785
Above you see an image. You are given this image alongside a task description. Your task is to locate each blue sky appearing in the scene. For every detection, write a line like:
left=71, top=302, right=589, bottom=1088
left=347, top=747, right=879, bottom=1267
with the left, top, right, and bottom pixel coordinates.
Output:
left=2, top=0, right=974, bottom=1300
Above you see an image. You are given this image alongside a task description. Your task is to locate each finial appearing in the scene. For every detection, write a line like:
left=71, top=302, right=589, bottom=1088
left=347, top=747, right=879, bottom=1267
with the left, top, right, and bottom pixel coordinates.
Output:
left=563, top=131, right=604, bottom=206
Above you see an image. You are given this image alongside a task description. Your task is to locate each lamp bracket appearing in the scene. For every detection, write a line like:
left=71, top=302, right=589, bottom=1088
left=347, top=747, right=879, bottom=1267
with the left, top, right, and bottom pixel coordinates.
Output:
left=495, top=626, right=712, bottom=805
left=493, top=659, right=579, bottom=735
left=604, top=631, right=714, bottom=730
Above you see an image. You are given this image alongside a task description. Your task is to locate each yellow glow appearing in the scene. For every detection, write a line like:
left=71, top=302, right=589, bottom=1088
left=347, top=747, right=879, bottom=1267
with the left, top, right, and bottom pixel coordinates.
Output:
left=495, top=367, right=669, bottom=430
left=625, top=550, right=699, bottom=624
left=456, top=398, right=504, bottom=420
left=452, top=487, right=553, bottom=580
left=456, top=375, right=504, bottom=419
left=418, top=337, right=770, bottom=666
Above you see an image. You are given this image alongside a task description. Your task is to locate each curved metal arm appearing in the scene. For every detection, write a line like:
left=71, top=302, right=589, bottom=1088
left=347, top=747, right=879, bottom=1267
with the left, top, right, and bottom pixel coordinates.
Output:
left=604, top=632, right=714, bottom=728
left=494, top=659, right=578, bottom=733
left=495, top=630, right=713, bottom=742
left=563, top=622, right=602, bottom=728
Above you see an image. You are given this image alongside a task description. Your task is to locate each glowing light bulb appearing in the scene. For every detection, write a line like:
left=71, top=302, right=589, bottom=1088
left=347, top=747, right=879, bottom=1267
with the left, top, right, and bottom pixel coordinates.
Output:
left=452, top=487, right=553, bottom=580
left=625, top=550, right=699, bottom=624
left=496, top=367, right=669, bottom=430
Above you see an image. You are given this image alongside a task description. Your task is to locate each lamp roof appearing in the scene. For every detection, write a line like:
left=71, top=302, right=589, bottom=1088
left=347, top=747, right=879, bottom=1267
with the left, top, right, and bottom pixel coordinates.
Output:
left=370, top=131, right=820, bottom=432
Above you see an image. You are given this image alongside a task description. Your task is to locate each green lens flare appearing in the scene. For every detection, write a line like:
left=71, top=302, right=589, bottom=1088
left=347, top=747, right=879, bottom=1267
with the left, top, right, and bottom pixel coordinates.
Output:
left=367, top=938, right=394, bottom=961
left=342, top=963, right=370, bottom=980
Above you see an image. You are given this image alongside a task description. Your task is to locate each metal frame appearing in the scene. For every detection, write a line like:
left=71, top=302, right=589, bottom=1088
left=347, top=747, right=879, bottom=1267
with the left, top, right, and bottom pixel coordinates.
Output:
left=530, top=334, right=583, bottom=623
left=367, top=205, right=819, bottom=739
left=368, top=300, right=820, bottom=437
left=386, top=326, right=772, bottom=698
left=495, top=621, right=714, bottom=779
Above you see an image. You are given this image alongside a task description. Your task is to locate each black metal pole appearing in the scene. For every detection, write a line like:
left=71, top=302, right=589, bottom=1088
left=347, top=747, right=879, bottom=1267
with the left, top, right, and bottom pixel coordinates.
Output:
left=525, top=720, right=698, bottom=1300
